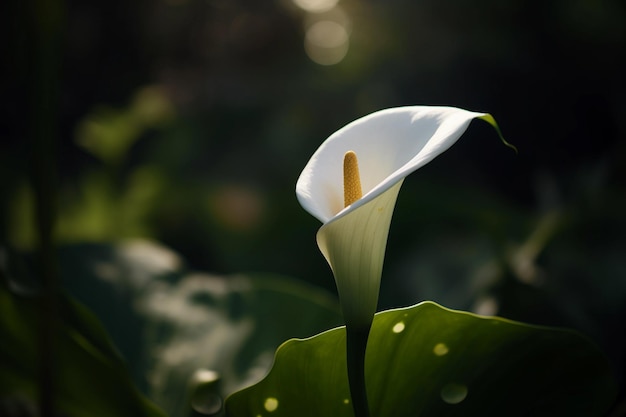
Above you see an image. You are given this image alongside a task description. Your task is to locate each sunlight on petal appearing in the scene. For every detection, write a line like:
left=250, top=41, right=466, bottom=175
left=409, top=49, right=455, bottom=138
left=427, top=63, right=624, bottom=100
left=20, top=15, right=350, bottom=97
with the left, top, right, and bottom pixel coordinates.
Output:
left=297, top=106, right=508, bottom=329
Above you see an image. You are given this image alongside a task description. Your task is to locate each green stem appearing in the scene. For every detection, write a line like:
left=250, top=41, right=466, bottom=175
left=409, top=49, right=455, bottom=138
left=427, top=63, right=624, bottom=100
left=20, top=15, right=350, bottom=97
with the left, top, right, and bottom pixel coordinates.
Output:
left=346, top=325, right=371, bottom=417
left=24, top=1, right=64, bottom=416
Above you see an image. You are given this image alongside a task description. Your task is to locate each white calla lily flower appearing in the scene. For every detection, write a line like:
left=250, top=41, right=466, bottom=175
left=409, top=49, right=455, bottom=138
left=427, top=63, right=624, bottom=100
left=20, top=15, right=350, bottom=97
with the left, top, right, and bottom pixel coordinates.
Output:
left=296, top=106, right=509, bottom=330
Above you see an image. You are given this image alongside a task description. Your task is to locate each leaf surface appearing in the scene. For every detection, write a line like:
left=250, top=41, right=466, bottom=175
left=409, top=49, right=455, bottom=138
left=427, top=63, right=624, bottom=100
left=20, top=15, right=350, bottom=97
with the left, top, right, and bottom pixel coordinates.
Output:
left=226, top=302, right=616, bottom=417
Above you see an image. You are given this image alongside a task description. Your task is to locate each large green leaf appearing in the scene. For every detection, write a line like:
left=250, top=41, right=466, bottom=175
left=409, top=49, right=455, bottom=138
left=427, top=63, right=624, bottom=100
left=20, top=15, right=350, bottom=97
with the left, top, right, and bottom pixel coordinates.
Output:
left=0, top=282, right=166, bottom=417
left=225, top=302, right=617, bottom=417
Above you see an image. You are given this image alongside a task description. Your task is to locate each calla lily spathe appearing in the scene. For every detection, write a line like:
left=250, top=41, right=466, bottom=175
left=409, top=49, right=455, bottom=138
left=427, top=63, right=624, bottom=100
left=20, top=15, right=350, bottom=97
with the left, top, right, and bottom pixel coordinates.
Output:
left=296, top=106, right=507, bottom=330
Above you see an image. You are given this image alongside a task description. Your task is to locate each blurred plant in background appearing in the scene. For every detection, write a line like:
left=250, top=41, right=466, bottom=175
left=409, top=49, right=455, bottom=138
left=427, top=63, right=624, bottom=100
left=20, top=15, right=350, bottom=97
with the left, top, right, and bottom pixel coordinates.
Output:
left=1, top=0, right=625, bottom=415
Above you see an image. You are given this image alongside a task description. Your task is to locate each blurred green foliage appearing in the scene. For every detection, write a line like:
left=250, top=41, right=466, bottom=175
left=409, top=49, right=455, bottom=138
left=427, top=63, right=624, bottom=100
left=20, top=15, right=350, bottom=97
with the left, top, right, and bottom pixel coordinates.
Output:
left=57, top=242, right=342, bottom=416
left=0, top=272, right=167, bottom=417
left=1, top=241, right=342, bottom=416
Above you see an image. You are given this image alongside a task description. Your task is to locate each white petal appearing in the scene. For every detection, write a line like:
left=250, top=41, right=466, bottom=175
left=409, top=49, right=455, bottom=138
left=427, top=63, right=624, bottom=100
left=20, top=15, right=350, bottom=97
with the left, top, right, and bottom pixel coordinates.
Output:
left=316, top=181, right=403, bottom=329
left=296, top=106, right=486, bottom=223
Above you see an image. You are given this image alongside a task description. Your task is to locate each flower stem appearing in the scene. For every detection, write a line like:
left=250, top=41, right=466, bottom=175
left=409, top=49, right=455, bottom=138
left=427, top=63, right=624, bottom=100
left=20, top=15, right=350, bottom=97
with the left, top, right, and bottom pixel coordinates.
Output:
left=346, top=325, right=371, bottom=417
left=25, top=1, right=64, bottom=415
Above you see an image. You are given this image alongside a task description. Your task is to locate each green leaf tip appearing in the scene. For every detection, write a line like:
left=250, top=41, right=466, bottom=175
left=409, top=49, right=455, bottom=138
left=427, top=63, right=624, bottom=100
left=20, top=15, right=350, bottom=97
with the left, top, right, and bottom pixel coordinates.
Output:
left=478, top=113, right=518, bottom=153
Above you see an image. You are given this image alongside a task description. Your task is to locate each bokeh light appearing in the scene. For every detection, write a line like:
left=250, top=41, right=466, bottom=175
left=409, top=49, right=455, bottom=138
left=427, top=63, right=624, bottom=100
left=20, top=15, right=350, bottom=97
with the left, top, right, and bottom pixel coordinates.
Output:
left=304, top=20, right=349, bottom=65
left=292, top=0, right=339, bottom=14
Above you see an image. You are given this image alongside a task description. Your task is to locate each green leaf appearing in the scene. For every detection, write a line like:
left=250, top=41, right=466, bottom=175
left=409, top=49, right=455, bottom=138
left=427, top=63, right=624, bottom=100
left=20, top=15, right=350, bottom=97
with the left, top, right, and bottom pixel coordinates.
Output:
left=225, top=302, right=617, bottom=417
left=0, top=283, right=166, bottom=417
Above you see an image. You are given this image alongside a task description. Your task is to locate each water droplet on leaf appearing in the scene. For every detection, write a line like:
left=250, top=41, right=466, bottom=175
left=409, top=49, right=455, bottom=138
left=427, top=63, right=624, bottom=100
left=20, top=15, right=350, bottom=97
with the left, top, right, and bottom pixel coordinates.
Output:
left=264, top=397, right=279, bottom=412
left=433, top=343, right=449, bottom=356
left=441, top=383, right=467, bottom=404
left=392, top=321, right=405, bottom=333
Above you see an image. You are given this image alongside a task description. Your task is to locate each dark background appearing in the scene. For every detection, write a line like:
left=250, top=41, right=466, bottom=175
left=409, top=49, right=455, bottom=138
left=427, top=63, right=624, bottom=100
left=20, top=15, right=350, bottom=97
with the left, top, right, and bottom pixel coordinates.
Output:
left=2, top=0, right=625, bottom=402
